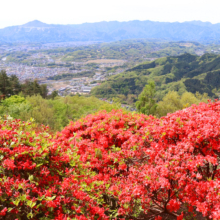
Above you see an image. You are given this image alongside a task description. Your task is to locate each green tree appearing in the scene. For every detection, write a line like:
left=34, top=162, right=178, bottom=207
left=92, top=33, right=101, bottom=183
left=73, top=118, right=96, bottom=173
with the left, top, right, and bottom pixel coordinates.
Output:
left=135, top=81, right=157, bottom=115
left=40, top=84, right=48, bottom=99
left=0, top=94, right=125, bottom=131
left=23, top=95, right=55, bottom=128
left=21, top=80, right=47, bottom=97
left=48, top=90, right=58, bottom=100
left=195, top=92, right=209, bottom=103
left=156, top=91, right=182, bottom=117
left=8, top=75, right=21, bottom=95
left=0, top=70, right=11, bottom=96
left=2, top=95, right=26, bottom=107
left=0, top=95, right=31, bottom=119
left=156, top=91, right=209, bottom=117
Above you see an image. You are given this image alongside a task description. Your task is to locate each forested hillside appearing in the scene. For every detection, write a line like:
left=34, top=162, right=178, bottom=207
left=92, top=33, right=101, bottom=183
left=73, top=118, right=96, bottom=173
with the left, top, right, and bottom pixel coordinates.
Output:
left=91, top=53, right=220, bottom=103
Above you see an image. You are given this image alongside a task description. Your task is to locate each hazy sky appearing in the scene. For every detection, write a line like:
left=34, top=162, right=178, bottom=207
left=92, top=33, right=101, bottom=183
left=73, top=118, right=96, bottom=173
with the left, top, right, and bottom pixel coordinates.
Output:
left=1, top=0, right=219, bottom=28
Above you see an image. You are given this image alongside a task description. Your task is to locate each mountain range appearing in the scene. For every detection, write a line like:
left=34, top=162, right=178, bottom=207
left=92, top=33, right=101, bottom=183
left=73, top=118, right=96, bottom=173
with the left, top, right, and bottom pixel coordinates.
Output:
left=1, top=20, right=220, bottom=43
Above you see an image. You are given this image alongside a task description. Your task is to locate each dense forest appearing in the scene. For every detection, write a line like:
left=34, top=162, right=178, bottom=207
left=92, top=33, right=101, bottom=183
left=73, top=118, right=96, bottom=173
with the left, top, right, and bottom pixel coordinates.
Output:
left=91, top=53, right=220, bottom=104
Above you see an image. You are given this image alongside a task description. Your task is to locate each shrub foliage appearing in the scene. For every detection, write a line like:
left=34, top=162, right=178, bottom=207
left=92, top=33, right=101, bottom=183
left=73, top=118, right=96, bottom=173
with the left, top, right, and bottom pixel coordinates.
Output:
left=1, top=101, right=220, bottom=219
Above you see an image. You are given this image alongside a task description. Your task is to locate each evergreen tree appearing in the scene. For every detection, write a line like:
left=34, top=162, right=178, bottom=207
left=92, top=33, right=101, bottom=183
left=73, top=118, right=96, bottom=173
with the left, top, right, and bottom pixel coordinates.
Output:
left=135, top=81, right=157, bottom=115
left=9, top=75, right=21, bottom=95
left=40, top=84, right=48, bottom=99
left=0, top=70, right=11, bottom=97
left=49, top=90, right=58, bottom=100
left=22, top=79, right=45, bottom=97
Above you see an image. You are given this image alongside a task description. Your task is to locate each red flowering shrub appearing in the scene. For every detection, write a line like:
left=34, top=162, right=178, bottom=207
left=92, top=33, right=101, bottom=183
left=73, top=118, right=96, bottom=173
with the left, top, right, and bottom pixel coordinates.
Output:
left=0, top=116, right=107, bottom=219
left=59, top=102, right=220, bottom=219
left=1, top=101, right=220, bottom=219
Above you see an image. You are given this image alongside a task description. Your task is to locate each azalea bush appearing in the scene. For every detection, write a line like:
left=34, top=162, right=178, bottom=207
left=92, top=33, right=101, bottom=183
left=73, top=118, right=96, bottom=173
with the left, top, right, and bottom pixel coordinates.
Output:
left=0, top=116, right=106, bottom=219
left=1, top=101, right=220, bottom=219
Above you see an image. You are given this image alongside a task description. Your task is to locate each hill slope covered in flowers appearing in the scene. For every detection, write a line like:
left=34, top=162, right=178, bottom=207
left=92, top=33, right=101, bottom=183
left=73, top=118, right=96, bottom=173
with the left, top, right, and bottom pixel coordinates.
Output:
left=0, top=101, right=220, bottom=219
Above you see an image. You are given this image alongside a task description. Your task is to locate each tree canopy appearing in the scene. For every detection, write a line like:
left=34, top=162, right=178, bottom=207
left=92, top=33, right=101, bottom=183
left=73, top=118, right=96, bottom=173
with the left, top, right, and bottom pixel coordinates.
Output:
left=156, top=91, right=209, bottom=117
left=135, top=81, right=157, bottom=115
left=0, top=94, right=125, bottom=131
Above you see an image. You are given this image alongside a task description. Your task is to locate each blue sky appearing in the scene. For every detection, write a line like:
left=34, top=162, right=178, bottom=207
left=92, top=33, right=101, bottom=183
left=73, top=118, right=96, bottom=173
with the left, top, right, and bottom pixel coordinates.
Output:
left=0, top=0, right=219, bottom=28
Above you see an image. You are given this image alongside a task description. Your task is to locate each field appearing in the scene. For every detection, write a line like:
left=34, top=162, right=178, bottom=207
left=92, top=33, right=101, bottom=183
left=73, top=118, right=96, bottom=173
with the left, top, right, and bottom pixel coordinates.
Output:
left=179, top=43, right=193, bottom=47
left=86, top=59, right=125, bottom=64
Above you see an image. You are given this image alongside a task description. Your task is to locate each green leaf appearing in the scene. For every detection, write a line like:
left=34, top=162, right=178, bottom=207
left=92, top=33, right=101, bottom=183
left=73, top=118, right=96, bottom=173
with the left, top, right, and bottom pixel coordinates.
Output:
left=27, top=212, right=33, bottom=219
left=36, top=163, right=43, bottom=167
left=70, top=160, right=76, bottom=167
left=10, top=141, right=15, bottom=147
left=20, top=194, right=26, bottom=201
left=27, top=200, right=36, bottom=208
left=28, top=175, right=34, bottom=182
left=47, top=196, right=56, bottom=201
left=14, top=199, right=20, bottom=206
left=145, top=175, right=151, bottom=180
left=7, top=207, right=14, bottom=212
left=38, top=195, right=45, bottom=201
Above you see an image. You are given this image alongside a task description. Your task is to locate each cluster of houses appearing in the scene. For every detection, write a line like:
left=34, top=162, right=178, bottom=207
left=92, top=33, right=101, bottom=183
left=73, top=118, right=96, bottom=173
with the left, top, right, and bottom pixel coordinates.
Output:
left=0, top=62, right=71, bottom=81
left=1, top=56, right=127, bottom=97
left=0, top=47, right=128, bottom=97
left=0, top=41, right=94, bottom=54
left=93, top=72, right=106, bottom=81
left=47, top=77, right=100, bottom=96
left=70, top=84, right=99, bottom=94
left=0, top=60, right=86, bottom=82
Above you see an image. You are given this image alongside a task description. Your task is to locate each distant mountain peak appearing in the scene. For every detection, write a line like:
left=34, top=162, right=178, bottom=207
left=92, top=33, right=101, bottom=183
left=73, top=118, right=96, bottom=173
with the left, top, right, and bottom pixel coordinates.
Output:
left=184, top=20, right=212, bottom=26
left=0, top=20, right=220, bottom=43
left=22, top=20, right=48, bottom=27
